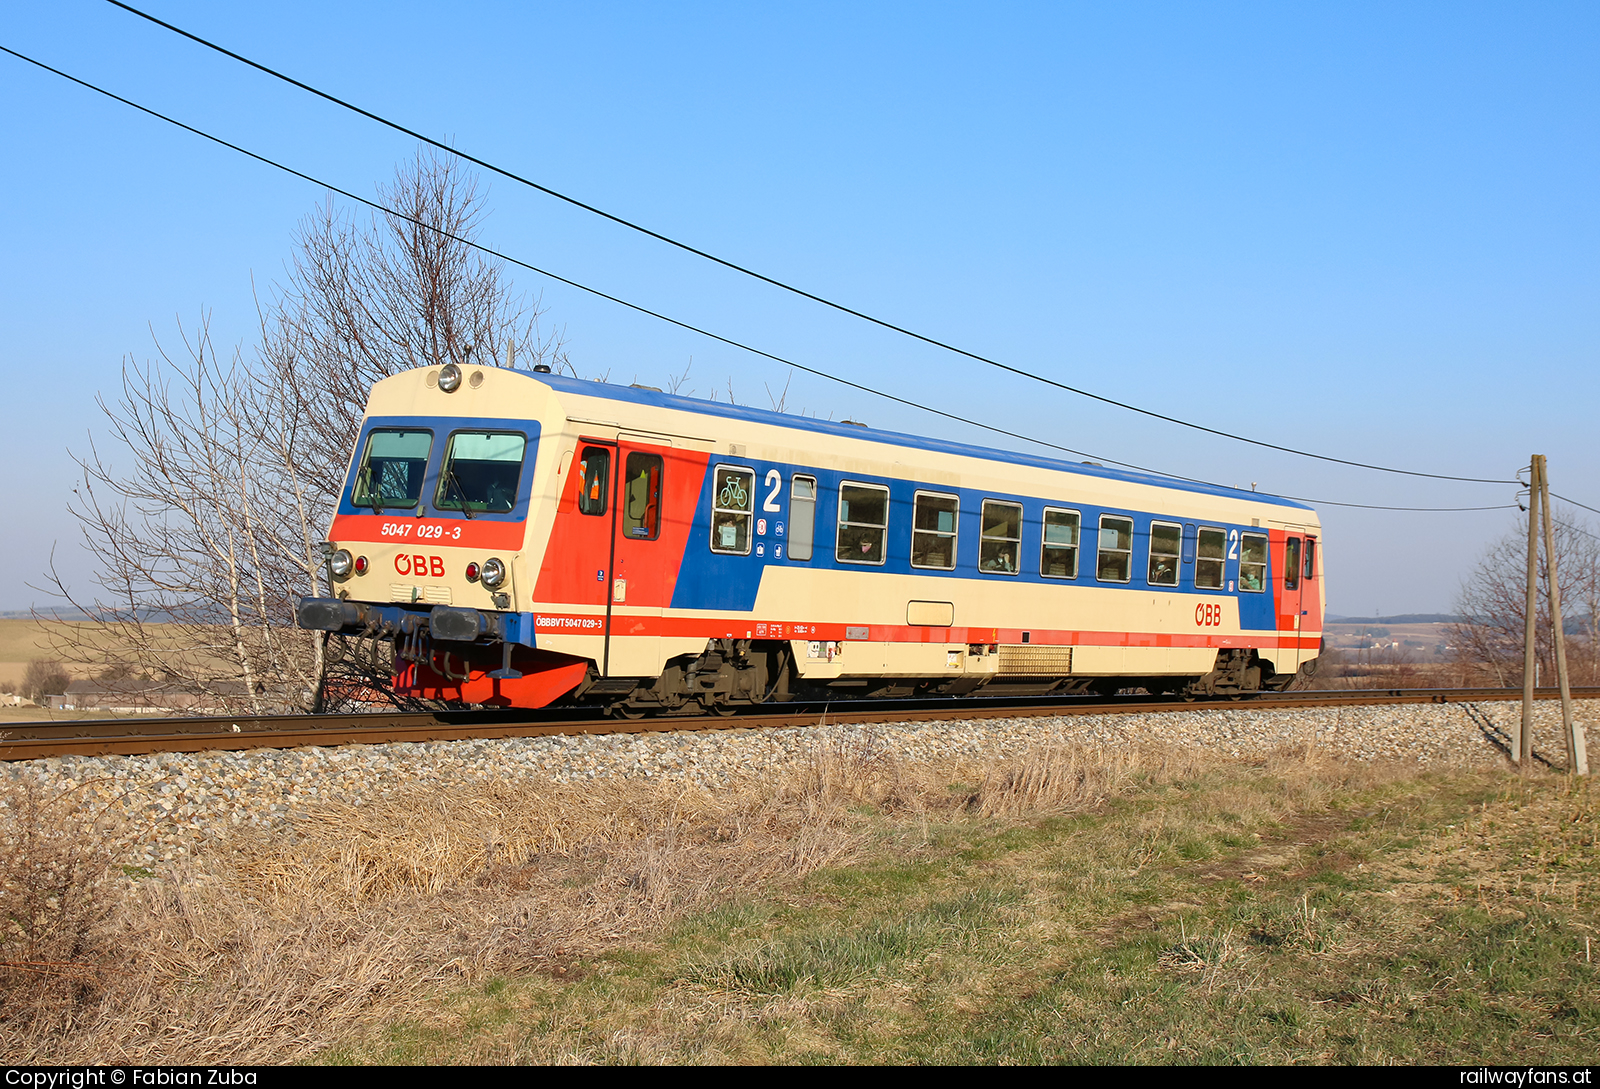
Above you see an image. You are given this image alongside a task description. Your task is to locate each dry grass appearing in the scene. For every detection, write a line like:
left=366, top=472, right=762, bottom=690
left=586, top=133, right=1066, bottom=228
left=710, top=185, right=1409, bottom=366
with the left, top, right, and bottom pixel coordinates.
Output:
left=3, top=735, right=1591, bottom=1065
left=1, top=736, right=1163, bottom=1064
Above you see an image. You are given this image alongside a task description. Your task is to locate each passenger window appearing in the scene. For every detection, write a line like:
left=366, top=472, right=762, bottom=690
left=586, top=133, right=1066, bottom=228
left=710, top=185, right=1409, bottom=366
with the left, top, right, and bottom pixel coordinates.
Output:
left=1239, top=532, right=1268, bottom=593
left=1304, top=537, right=1317, bottom=581
left=1195, top=527, right=1227, bottom=589
left=912, top=493, right=958, bottom=570
left=837, top=482, right=889, bottom=565
left=1097, top=515, right=1133, bottom=582
left=980, top=501, right=1023, bottom=574
left=576, top=446, right=610, bottom=516
left=793, top=476, right=819, bottom=559
left=435, top=431, right=526, bottom=514
left=621, top=452, right=663, bottom=540
left=353, top=428, right=432, bottom=511
left=1284, top=537, right=1302, bottom=591
left=1041, top=508, right=1080, bottom=579
left=1148, top=522, right=1181, bottom=586
left=711, top=465, right=754, bottom=554
left=789, top=475, right=816, bottom=561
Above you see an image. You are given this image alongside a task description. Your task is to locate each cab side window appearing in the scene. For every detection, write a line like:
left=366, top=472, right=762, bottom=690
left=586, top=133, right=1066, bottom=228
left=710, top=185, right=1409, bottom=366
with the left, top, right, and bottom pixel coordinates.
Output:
left=577, top=447, right=610, bottom=516
left=1284, top=537, right=1302, bottom=591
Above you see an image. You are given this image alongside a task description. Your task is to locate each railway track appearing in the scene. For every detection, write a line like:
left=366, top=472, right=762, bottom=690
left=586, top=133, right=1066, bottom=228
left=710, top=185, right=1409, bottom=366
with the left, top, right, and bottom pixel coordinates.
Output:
left=3, top=687, right=1596, bottom=762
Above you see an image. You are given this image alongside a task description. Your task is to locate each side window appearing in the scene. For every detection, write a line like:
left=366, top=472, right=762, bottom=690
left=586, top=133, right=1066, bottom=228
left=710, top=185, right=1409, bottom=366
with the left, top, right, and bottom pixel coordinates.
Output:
left=1284, top=537, right=1302, bottom=591
left=789, top=475, right=816, bottom=561
left=1304, top=537, right=1317, bottom=581
left=1195, top=527, right=1227, bottom=589
left=980, top=500, right=1023, bottom=574
left=1097, top=515, right=1133, bottom=582
left=576, top=446, right=610, bottom=516
left=912, top=492, right=958, bottom=570
left=621, top=452, right=663, bottom=540
left=1041, top=508, right=1080, bottom=579
left=711, top=465, right=754, bottom=554
left=1148, top=521, right=1181, bottom=586
left=1239, top=532, right=1268, bottom=592
left=837, top=482, right=889, bottom=565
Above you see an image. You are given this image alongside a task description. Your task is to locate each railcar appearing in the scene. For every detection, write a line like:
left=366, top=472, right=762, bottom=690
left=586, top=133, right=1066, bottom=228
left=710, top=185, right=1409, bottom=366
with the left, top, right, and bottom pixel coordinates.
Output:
left=297, top=362, right=1325, bottom=712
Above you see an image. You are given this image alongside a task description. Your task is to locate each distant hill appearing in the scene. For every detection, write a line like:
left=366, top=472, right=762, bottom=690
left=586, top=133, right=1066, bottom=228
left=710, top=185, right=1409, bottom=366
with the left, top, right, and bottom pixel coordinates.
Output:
left=1325, top=614, right=1461, bottom=625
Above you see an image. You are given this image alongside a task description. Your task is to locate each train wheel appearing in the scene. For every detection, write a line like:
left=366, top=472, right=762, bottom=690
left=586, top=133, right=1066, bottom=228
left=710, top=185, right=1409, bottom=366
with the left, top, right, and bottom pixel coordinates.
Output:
left=609, top=703, right=646, bottom=720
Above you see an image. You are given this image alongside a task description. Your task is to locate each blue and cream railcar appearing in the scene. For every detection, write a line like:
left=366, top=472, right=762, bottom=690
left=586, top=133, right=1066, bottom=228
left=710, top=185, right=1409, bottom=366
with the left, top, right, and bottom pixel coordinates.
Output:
left=297, top=363, right=1325, bottom=711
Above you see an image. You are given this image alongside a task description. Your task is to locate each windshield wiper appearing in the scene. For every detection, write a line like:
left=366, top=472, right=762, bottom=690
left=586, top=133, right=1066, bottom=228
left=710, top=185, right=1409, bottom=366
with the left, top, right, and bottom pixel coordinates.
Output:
left=443, top=468, right=476, bottom=519
left=357, top=466, right=384, bottom=515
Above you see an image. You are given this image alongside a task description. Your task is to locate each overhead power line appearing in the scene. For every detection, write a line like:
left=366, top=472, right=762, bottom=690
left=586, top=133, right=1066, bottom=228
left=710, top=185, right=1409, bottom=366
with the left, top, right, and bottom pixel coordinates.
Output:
left=1551, top=493, right=1600, bottom=519
left=0, top=43, right=1518, bottom=519
left=100, top=0, right=1520, bottom=488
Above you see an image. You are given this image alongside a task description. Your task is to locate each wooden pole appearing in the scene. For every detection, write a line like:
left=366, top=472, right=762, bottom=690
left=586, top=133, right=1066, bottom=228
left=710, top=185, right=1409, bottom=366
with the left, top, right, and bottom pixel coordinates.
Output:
left=1520, top=457, right=1540, bottom=769
left=1538, top=456, right=1589, bottom=776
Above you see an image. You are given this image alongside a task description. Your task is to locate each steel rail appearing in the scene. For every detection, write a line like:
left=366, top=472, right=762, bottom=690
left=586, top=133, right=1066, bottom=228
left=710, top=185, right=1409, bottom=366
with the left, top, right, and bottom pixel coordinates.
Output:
left=4, top=687, right=1597, bottom=763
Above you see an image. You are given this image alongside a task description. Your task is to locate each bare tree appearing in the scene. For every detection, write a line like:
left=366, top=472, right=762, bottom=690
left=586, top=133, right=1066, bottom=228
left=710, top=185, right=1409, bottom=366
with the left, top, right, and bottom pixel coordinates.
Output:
left=261, top=149, right=568, bottom=501
left=1451, top=508, right=1600, bottom=688
left=44, top=150, right=567, bottom=713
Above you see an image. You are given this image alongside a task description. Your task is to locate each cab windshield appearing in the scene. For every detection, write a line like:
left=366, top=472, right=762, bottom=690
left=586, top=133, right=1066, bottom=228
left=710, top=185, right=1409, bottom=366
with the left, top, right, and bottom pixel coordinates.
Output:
left=352, top=428, right=432, bottom=511
left=435, top=431, right=527, bottom=514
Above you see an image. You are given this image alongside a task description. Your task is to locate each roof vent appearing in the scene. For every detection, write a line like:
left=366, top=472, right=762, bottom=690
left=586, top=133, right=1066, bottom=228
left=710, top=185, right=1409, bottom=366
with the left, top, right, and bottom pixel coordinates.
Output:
left=630, top=383, right=662, bottom=392
left=840, top=419, right=868, bottom=428
left=532, top=364, right=551, bottom=374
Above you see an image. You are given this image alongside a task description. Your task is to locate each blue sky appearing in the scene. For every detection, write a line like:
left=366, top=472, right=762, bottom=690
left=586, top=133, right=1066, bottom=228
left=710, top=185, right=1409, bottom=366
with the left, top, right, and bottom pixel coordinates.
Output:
left=1, top=1, right=1596, bottom=616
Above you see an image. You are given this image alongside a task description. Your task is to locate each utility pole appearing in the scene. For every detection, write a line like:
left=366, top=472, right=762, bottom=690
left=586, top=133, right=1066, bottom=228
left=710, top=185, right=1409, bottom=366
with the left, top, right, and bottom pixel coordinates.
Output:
left=1520, top=457, right=1540, bottom=770
left=1536, top=456, right=1589, bottom=776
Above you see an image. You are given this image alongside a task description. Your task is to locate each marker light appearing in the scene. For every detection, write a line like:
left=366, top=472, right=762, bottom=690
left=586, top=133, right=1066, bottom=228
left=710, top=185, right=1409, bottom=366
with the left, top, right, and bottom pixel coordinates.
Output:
left=481, top=557, right=506, bottom=589
left=438, top=363, right=463, bottom=393
left=465, top=561, right=481, bottom=582
left=329, top=549, right=353, bottom=577
left=353, top=555, right=368, bottom=576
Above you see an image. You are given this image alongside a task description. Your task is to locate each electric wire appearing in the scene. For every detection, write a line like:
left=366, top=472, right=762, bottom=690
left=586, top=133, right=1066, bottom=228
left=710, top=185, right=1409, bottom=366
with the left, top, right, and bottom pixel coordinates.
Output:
left=1552, top=493, right=1600, bottom=519
left=0, top=43, right=1520, bottom=517
left=100, top=0, right=1520, bottom=488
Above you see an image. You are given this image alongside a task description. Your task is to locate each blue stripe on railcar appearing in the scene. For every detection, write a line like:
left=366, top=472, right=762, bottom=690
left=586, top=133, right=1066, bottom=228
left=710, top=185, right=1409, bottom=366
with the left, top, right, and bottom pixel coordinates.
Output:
left=668, top=458, right=1288, bottom=631
left=537, top=373, right=1311, bottom=512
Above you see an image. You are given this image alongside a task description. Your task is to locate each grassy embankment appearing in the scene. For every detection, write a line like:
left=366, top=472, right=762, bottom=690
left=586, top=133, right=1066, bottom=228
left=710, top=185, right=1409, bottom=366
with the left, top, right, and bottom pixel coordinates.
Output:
left=5, top=737, right=1593, bottom=1064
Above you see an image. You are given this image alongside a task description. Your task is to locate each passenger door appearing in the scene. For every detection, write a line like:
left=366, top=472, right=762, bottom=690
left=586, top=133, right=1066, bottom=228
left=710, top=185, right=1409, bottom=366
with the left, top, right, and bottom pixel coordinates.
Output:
left=604, top=439, right=671, bottom=677
left=1278, top=533, right=1305, bottom=672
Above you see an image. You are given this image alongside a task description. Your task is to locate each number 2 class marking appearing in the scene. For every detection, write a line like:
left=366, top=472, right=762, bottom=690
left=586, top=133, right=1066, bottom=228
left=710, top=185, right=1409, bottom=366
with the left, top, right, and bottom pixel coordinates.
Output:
left=763, top=469, right=781, bottom=512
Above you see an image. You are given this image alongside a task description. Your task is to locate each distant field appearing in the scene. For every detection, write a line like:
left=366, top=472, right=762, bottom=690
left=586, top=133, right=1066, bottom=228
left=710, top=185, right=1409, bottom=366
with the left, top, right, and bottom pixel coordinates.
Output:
left=0, top=618, right=216, bottom=692
left=1323, top=620, right=1457, bottom=656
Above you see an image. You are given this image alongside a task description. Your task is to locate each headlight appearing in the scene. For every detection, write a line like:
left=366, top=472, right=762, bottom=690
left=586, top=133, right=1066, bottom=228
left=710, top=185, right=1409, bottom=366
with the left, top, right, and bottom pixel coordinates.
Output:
left=481, top=557, right=506, bottom=588
left=438, top=362, right=462, bottom=392
left=329, top=549, right=353, bottom=577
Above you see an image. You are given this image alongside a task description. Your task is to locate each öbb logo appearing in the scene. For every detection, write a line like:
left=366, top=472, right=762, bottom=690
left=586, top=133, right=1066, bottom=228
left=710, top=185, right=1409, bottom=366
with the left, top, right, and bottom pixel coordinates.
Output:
left=1195, top=603, right=1223, bottom=627
left=395, top=554, right=446, bottom=578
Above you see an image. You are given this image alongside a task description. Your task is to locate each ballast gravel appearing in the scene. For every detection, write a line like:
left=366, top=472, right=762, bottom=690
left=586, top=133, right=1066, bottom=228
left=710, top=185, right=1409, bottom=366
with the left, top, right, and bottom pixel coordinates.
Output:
left=2, top=699, right=1590, bottom=866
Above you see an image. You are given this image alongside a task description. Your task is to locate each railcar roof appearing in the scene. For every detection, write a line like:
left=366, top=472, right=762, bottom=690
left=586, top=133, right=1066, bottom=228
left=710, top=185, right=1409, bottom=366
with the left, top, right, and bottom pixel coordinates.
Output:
left=525, top=370, right=1313, bottom=512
